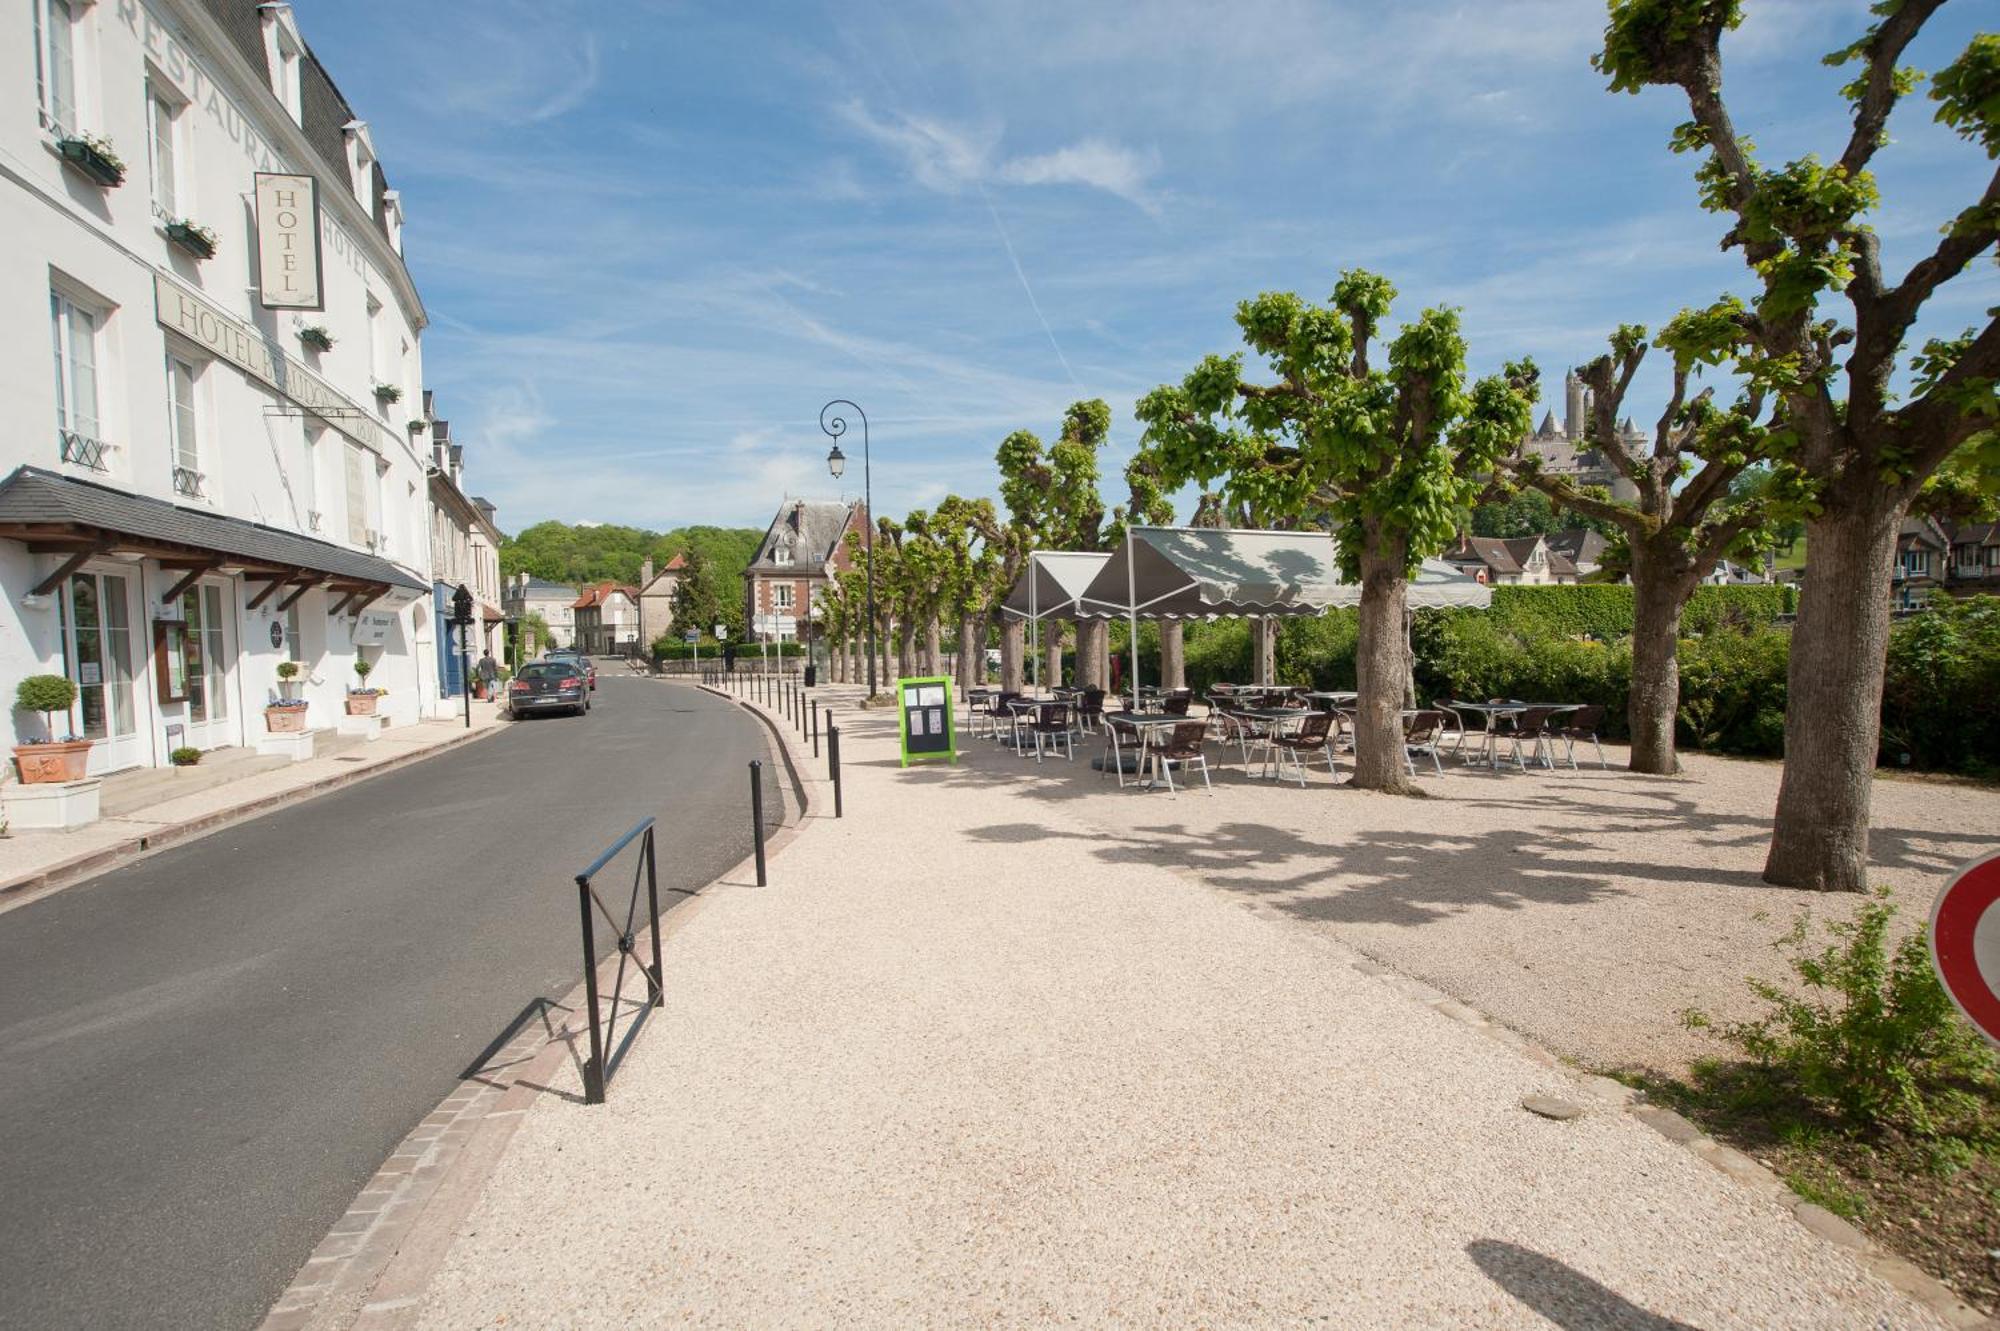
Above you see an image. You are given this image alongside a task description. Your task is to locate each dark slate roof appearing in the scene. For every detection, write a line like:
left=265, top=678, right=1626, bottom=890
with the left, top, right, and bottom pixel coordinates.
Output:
left=748, top=500, right=859, bottom=573
left=0, top=467, right=424, bottom=590
left=200, top=1, right=397, bottom=253
left=1544, top=528, right=1610, bottom=568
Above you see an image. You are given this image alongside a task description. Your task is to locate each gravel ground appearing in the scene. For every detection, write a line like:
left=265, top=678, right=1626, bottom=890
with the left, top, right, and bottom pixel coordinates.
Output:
left=415, top=694, right=1949, bottom=1329
left=900, top=715, right=2000, bottom=1076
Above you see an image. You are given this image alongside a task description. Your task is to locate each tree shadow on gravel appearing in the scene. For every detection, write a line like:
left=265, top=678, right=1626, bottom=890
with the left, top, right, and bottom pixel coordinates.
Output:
left=1466, top=1241, right=1700, bottom=1331
left=963, top=817, right=1629, bottom=926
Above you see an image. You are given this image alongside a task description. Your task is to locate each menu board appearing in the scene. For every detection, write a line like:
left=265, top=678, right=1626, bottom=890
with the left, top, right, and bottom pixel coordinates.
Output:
left=896, top=675, right=957, bottom=767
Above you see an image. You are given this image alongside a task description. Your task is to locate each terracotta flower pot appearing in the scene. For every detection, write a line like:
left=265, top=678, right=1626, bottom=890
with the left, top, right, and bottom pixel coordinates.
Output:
left=13, top=739, right=93, bottom=784
left=264, top=706, right=308, bottom=733
left=345, top=693, right=378, bottom=716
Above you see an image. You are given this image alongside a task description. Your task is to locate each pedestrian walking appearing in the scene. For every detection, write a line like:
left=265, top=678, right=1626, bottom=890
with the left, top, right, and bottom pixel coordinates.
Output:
left=477, top=650, right=499, bottom=699
left=724, top=642, right=736, bottom=674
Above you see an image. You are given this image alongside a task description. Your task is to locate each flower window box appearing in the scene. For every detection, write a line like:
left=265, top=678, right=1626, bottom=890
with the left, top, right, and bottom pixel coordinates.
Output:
left=165, top=219, right=218, bottom=260
left=56, top=135, right=125, bottom=187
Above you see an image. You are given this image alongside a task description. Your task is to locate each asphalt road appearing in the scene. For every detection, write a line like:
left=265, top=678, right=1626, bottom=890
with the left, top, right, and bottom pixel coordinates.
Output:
left=0, top=674, right=771, bottom=1331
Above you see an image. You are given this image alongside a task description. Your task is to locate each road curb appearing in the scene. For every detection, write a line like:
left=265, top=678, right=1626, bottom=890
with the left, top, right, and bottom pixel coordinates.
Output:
left=0, top=721, right=508, bottom=910
left=259, top=681, right=821, bottom=1331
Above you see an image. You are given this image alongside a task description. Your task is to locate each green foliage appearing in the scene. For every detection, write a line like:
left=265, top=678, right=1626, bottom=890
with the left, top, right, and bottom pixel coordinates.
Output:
left=669, top=547, right=726, bottom=641
left=352, top=658, right=373, bottom=681
left=1683, top=893, right=2000, bottom=1139
left=275, top=661, right=300, bottom=681
left=15, top=674, right=78, bottom=718
left=1470, top=487, right=1621, bottom=540
left=169, top=746, right=201, bottom=767
left=1181, top=621, right=1252, bottom=695
left=1931, top=33, right=2000, bottom=158
left=1136, top=270, right=1537, bottom=579
left=1595, top=0, right=1744, bottom=96
left=1478, top=584, right=1792, bottom=640
left=1675, top=627, right=1791, bottom=754
left=1880, top=596, right=2000, bottom=774
left=500, top=520, right=759, bottom=640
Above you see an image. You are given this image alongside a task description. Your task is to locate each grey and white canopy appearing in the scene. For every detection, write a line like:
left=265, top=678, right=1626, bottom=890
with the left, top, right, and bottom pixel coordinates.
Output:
left=1323, top=558, right=1493, bottom=610
left=1001, top=551, right=1111, bottom=620
left=1074, top=527, right=1344, bottom=621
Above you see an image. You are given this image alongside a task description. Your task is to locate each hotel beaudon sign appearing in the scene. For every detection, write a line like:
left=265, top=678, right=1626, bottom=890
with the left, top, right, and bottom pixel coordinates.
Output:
left=154, top=275, right=387, bottom=457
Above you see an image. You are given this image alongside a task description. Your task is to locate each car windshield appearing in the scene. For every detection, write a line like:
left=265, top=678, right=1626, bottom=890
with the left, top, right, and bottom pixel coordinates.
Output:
left=519, top=663, right=580, bottom=680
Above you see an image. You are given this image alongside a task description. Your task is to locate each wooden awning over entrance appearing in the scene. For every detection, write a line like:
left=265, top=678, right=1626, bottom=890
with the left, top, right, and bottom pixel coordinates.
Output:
left=0, top=466, right=426, bottom=613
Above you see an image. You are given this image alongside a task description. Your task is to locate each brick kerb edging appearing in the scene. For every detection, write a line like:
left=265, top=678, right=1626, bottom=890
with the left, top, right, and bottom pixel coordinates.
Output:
left=1342, top=955, right=1993, bottom=1329
left=1, top=722, right=508, bottom=910
left=258, top=682, right=818, bottom=1331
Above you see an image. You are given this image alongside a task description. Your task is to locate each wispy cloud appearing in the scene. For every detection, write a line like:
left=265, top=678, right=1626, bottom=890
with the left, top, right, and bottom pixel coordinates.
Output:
left=837, top=100, right=1161, bottom=214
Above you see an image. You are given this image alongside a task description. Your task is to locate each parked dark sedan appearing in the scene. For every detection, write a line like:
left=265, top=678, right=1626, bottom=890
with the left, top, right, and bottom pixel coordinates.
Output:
left=545, top=648, right=597, bottom=691
left=510, top=661, right=591, bottom=716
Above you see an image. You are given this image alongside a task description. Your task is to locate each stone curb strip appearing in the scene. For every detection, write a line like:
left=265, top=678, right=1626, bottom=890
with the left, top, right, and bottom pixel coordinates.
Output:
left=0, top=722, right=507, bottom=908
left=1347, top=957, right=1994, bottom=1329
left=258, top=683, right=818, bottom=1331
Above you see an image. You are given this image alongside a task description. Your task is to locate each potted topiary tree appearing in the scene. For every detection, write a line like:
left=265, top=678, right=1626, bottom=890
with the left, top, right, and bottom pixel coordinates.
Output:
left=13, top=674, right=92, bottom=783
left=266, top=661, right=308, bottom=732
left=346, top=657, right=384, bottom=715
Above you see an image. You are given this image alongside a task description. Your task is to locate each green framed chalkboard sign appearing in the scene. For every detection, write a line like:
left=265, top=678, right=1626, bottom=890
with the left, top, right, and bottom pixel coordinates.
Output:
left=896, top=675, right=957, bottom=767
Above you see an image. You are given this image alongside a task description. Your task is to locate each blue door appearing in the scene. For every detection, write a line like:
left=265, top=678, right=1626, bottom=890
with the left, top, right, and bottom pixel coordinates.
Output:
left=434, top=584, right=463, bottom=696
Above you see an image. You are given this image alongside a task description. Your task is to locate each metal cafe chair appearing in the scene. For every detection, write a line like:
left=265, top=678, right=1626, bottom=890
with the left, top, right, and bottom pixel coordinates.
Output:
left=1029, top=700, right=1075, bottom=763
left=1269, top=709, right=1338, bottom=786
left=1552, top=704, right=1608, bottom=769
left=1403, top=709, right=1449, bottom=777
left=1506, top=706, right=1561, bottom=772
left=1147, top=719, right=1214, bottom=794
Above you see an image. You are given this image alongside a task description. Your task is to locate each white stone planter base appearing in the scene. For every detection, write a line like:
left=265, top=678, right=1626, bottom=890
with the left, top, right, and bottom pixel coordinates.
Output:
left=335, top=713, right=391, bottom=741
left=2, top=779, right=103, bottom=830
left=255, top=728, right=319, bottom=763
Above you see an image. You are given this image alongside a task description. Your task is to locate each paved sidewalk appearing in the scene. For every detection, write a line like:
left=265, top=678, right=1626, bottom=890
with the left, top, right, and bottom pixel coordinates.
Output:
left=0, top=701, right=507, bottom=906
left=410, top=686, right=1951, bottom=1329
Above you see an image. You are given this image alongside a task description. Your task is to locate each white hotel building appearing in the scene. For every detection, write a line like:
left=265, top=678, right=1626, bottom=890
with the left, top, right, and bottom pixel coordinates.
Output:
left=1, top=0, right=472, bottom=775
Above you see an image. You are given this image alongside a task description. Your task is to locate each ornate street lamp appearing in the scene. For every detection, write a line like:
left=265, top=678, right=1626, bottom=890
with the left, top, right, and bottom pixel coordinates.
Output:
left=821, top=399, right=877, bottom=696
left=451, top=582, right=475, bottom=729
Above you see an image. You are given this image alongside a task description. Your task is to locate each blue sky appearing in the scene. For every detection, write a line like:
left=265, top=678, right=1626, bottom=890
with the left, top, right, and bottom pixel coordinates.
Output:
left=305, top=0, right=1997, bottom=535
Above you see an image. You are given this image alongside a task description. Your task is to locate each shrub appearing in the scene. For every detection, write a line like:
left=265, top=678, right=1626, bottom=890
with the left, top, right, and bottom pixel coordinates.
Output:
left=1881, top=596, right=2000, bottom=776
left=15, top=674, right=79, bottom=740
left=1683, top=891, right=2000, bottom=1138
left=1182, top=621, right=1250, bottom=694
left=1675, top=628, right=1790, bottom=755
left=169, top=746, right=202, bottom=767
left=276, top=661, right=300, bottom=681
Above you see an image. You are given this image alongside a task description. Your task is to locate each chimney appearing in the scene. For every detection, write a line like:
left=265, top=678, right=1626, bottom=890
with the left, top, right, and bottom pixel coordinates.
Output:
left=641, top=557, right=654, bottom=586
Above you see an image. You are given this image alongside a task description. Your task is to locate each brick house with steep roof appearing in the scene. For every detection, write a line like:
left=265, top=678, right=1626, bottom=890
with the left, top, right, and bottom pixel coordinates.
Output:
left=743, top=499, right=868, bottom=642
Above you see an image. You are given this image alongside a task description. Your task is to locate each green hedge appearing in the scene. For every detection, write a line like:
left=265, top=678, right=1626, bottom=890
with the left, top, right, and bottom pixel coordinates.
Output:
left=1484, top=584, right=1795, bottom=640
left=1880, top=597, right=2000, bottom=775
left=652, top=638, right=803, bottom=661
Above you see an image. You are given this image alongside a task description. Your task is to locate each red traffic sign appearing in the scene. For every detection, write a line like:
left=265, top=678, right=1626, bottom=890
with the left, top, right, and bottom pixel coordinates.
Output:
left=1931, top=851, right=2000, bottom=1047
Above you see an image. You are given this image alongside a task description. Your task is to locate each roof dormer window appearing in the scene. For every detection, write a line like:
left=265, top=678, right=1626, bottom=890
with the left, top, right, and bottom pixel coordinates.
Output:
left=344, top=119, right=376, bottom=209
left=382, top=189, right=403, bottom=254
left=258, top=4, right=304, bottom=124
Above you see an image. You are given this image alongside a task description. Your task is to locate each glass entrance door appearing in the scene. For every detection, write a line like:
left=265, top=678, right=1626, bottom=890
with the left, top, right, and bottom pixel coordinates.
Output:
left=59, top=569, right=140, bottom=772
left=181, top=582, right=235, bottom=750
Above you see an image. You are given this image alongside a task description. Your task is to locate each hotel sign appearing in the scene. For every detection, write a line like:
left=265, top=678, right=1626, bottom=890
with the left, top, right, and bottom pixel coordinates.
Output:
left=155, top=275, right=387, bottom=456
left=255, top=172, right=324, bottom=310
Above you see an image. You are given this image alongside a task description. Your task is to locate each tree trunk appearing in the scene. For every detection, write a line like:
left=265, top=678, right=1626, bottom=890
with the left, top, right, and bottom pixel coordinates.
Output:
left=878, top=622, right=894, bottom=693
left=1253, top=618, right=1278, bottom=685
left=1045, top=634, right=1064, bottom=690
left=923, top=618, right=942, bottom=675
left=1073, top=619, right=1107, bottom=691
left=1626, top=541, right=1690, bottom=776
left=1000, top=616, right=1024, bottom=692
left=1161, top=621, right=1186, bottom=690
left=1350, top=533, right=1413, bottom=794
left=1763, top=495, right=1903, bottom=891
left=897, top=620, right=915, bottom=680
left=957, top=615, right=978, bottom=691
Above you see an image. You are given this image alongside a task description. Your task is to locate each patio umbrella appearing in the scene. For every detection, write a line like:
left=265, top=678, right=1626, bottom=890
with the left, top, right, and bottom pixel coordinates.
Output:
left=1321, top=557, right=1493, bottom=610
left=1001, top=551, right=1111, bottom=689
left=1075, top=527, right=1345, bottom=711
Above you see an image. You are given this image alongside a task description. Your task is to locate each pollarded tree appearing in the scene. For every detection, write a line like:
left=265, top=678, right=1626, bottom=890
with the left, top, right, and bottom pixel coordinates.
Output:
left=1107, top=447, right=1179, bottom=686
left=1598, top=1, right=2000, bottom=889
left=928, top=496, right=1001, bottom=690
left=1137, top=271, right=1537, bottom=793
left=1503, top=316, right=1774, bottom=774
left=996, top=402, right=1118, bottom=688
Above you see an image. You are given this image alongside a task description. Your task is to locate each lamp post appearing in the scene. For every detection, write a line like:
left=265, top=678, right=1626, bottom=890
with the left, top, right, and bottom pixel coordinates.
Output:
left=821, top=399, right=876, bottom=696
left=451, top=583, right=474, bottom=729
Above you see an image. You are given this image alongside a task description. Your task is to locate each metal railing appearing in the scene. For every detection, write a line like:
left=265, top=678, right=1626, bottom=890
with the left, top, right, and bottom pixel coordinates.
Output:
left=58, top=429, right=109, bottom=472
left=572, top=818, right=664, bottom=1105
left=172, top=465, right=206, bottom=498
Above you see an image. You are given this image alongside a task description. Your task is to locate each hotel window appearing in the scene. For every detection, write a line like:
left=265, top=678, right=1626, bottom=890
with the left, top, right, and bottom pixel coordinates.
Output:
left=167, top=354, right=204, bottom=497
left=344, top=442, right=368, bottom=546
left=775, top=584, right=795, bottom=610
left=345, top=121, right=375, bottom=208
left=32, top=0, right=78, bottom=135
left=49, top=286, right=103, bottom=467
left=146, top=81, right=183, bottom=220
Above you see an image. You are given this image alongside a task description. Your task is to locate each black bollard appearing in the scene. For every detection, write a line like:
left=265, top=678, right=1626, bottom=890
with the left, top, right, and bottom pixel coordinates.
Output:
left=828, top=722, right=843, bottom=819
left=749, top=759, right=768, bottom=886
